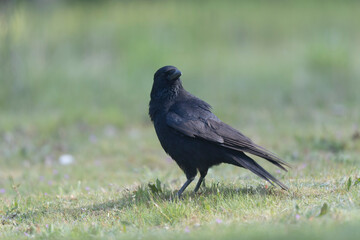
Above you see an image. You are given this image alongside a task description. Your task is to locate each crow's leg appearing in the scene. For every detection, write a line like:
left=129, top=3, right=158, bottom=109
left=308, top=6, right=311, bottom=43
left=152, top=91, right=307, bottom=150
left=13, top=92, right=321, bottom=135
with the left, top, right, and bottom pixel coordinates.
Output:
left=177, top=177, right=194, bottom=198
left=177, top=166, right=197, bottom=198
left=194, top=169, right=208, bottom=193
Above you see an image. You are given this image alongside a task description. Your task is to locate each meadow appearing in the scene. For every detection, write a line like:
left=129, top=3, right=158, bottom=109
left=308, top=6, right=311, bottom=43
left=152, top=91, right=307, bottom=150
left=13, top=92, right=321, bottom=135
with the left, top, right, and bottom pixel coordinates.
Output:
left=0, top=0, right=359, bottom=239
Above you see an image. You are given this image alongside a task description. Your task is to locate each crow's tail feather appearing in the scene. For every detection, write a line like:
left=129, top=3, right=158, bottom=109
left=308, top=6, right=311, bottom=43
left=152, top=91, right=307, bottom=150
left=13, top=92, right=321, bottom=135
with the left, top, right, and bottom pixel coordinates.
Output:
left=232, top=153, right=289, bottom=191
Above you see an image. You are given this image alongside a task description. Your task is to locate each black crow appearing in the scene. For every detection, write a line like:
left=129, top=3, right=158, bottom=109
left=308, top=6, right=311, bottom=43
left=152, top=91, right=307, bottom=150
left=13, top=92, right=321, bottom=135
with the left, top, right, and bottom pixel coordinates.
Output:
left=149, top=66, right=290, bottom=197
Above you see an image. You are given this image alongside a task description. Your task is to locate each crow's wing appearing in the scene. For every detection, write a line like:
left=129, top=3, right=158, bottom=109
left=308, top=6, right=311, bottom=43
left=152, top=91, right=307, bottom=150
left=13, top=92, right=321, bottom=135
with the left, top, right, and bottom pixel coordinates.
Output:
left=166, top=104, right=290, bottom=170
left=166, top=110, right=224, bottom=143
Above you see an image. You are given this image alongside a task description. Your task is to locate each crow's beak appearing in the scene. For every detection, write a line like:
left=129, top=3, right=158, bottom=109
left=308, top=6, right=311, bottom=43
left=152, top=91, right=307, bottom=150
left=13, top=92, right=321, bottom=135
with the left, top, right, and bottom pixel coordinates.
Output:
left=167, top=69, right=182, bottom=81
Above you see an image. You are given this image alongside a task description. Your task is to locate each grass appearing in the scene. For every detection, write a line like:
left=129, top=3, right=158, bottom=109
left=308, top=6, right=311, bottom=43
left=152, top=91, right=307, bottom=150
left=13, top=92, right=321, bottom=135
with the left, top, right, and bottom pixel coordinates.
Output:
left=0, top=0, right=360, bottom=239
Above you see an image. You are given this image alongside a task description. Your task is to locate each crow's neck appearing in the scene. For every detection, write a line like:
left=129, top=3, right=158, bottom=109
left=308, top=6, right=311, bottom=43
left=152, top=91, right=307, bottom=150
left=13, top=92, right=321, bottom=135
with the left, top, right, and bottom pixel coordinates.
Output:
left=149, top=83, right=184, bottom=122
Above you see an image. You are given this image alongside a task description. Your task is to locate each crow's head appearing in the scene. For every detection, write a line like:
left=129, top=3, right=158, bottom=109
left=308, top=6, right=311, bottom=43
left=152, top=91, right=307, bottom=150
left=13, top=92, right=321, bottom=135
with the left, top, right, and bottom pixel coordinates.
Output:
left=151, top=66, right=182, bottom=100
left=154, top=65, right=182, bottom=83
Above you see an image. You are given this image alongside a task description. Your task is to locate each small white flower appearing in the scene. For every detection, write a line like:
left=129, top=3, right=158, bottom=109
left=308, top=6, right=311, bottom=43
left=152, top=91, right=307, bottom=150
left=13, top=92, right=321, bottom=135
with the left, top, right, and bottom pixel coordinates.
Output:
left=59, top=154, right=74, bottom=165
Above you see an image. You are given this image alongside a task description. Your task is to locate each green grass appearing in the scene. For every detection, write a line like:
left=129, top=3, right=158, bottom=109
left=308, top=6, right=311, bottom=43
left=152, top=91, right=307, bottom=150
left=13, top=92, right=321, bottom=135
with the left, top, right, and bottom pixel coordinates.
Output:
left=1, top=0, right=360, bottom=239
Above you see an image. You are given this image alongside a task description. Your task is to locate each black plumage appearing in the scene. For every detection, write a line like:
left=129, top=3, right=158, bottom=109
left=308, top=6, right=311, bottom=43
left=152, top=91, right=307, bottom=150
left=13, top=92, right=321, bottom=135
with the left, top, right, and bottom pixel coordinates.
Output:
left=149, top=66, right=290, bottom=197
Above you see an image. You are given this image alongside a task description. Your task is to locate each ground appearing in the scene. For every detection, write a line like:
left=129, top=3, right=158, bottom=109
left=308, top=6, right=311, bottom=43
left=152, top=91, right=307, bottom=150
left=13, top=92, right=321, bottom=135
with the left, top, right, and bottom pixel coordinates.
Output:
left=0, top=1, right=359, bottom=239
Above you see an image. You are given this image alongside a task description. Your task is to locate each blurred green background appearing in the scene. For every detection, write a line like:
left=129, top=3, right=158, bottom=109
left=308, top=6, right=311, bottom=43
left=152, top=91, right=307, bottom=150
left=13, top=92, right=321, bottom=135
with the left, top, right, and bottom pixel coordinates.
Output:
left=0, top=0, right=359, bottom=239
left=1, top=0, right=359, bottom=127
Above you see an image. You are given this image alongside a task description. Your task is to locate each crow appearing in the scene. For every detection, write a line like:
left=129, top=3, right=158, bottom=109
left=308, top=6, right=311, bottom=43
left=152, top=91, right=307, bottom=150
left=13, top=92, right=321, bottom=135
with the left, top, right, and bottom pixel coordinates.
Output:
left=149, top=66, right=290, bottom=197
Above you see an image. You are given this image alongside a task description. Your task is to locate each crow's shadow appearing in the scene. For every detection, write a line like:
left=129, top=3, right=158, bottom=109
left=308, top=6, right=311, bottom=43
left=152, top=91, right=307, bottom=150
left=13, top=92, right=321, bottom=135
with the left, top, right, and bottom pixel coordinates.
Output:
left=8, top=184, right=287, bottom=225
